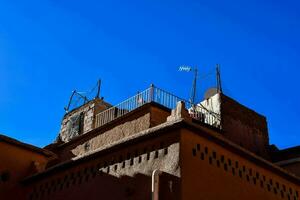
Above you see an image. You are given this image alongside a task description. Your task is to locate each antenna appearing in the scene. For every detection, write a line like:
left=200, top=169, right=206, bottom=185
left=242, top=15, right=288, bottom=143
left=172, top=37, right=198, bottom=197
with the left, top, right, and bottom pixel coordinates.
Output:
left=64, top=79, right=102, bottom=113
left=95, top=79, right=101, bottom=99
left=216, top=64, right=223, bottom=93
left=190, top=67, right=198, bottom=106
left=64, top=90, right=76, bottom=113
left=179, top=66, right=192, bottom=72
left=179, top=65, right=198, bottom=106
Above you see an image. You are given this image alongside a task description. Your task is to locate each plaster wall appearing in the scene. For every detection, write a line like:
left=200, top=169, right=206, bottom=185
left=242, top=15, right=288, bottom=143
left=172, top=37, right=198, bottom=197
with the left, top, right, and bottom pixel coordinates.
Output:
left=180, top=128, right=299, bottom=200
left=0, top=142, right=50, bottom=199
left=24, top=131, right=180, bottom=200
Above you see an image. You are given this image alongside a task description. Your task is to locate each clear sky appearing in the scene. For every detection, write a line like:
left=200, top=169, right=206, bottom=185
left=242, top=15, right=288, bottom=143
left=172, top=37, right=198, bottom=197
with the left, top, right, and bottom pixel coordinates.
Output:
left=0, top=0, right=299, bottom=149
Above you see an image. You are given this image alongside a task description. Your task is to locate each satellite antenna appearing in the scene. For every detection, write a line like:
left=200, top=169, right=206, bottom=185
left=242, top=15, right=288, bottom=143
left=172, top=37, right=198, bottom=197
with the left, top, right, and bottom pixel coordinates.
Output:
left=179, top=65, right=198, bottom=107
left=204, top=88, right=218, bottom=100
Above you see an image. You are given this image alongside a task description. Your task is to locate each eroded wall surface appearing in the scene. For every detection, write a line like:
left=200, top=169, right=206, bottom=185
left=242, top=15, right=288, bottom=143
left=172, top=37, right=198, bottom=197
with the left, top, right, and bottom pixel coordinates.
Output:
left=59, top=99, right=111, bottom=143
left=24, top=131, right=180, bottom=200
left=71, top=113, right=151, bottom=157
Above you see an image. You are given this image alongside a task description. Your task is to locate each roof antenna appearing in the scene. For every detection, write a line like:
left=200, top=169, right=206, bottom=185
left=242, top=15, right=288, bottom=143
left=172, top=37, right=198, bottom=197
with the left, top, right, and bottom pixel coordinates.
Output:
left=64, top=90, right=76, bottom=113
left=64, top=79, right=101, bottom=113
left=179, top=65, right=198, bottom=107
left=191, top=67, right=198, bottom=106
left=216, top=64, right=223, bottom=93
left=95, top=79, right=101, bottom=99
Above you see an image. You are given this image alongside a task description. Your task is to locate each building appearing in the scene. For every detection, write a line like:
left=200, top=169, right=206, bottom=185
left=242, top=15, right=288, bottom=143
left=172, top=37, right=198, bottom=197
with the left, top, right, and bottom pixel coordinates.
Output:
left=0, top=84, right=299, bottom=200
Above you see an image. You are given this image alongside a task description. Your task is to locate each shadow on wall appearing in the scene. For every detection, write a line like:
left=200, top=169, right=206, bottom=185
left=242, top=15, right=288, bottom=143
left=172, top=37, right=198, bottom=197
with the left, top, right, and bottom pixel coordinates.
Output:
left=26, top=171, right=180, bottom=200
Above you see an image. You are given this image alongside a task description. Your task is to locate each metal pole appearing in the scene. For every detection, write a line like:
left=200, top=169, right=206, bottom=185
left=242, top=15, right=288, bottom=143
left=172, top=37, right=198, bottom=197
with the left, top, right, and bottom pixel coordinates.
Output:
left=152, top=170, right=162, bottom=200
left=96, top=79, right=101, bottom=98
left=150, top=84, right=154, bottom=102
left=216, top=64, right=223, bottom=93
left=190, top=67, right=198, bottom=107
left=64, top=90, right=76, bottom=113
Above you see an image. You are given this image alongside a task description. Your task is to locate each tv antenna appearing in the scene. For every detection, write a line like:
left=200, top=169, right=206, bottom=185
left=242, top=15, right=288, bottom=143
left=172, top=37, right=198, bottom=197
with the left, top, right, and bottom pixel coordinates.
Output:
left=179, top=65, right=198, bottom=106
left=95, top=79, right=101, bottom=98
left=64, top=79, right=102, bottom=113
left=216, top=64, right=223, bottom=93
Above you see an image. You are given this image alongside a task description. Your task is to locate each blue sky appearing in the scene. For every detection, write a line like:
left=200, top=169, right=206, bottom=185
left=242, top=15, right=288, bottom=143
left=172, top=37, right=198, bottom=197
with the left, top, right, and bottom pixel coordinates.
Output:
left=0, top=0, right=299, bottom=149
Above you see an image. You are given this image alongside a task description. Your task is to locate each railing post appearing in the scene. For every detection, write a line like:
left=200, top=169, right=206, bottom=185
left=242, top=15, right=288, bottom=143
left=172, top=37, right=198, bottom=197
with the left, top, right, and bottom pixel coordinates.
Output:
left=149, top=84, right=154, bottom=102
left=136, top=91, right=140, bottom=108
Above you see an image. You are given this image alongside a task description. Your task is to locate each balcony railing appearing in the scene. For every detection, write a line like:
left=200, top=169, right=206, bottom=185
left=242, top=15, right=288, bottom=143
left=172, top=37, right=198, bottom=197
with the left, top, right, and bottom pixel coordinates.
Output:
left=94, top=85, right=221, bottom=129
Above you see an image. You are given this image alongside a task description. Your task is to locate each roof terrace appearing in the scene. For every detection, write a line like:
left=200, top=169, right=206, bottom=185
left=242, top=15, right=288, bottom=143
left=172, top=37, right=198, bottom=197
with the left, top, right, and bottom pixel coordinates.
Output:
left=94, top=84, right=221, bottom=129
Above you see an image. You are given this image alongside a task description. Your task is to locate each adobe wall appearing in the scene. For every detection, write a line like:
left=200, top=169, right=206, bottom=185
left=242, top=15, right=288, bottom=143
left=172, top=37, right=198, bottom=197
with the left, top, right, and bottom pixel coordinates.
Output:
left=71, top=113, right=151, bottom=157
left=0, top=142, right=51, bottom=199
left=280, top=162, right=300, bottom=178
left=54, top=103, right=171, bottom=161
left=180, top=128, right=299, bottom=200
left=220, top=94, right=270, bottom=158
left=271, top=147, right=300, bottom=177
left=24, top=130, right=180, bottom=200
left=70, top=105, right=171, bottom=158
left=59, top=99, right=111, bottom=143
left=150, top=106, right=171, bottom=127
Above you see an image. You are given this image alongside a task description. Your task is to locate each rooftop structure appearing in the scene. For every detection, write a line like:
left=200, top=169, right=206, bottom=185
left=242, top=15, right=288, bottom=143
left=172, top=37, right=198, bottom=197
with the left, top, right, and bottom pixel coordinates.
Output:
left=1, top=83, right=299, bottom=200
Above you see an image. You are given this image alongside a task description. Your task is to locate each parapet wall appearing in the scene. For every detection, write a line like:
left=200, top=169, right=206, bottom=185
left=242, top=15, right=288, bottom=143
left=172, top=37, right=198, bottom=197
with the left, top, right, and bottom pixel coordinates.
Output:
left=53, top=103, right=171, bottom=161
left=220, top=94, right=270, bottom=159
left=24, top=128, right=181, bottom=200
left=71, top=113, right=151, bottom=158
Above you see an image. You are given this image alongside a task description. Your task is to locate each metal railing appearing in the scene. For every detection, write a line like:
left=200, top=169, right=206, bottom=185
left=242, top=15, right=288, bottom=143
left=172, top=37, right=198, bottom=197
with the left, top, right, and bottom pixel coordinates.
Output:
left=189, top=106, right=221, bottom=128
left=94, top=85, right=221, bottom=128
left=95, top=87, right=153, bottom=127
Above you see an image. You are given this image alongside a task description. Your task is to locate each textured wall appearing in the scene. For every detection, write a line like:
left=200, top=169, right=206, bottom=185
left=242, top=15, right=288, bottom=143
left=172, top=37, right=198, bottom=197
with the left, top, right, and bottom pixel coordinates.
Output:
left=71, top=113, right=151, bottom=157
left=53, top=103, right=171, bottom=162
left=60, top=102, right=95, bottom=142
left=102, top=143, right=180, bottom=178
left=24, top=131, right=180, bottom=200
left=59, top=99, right=111, bottom=143
left=197, top=93, right=269, bottom=158
left=220, top=94, right=270, bottom=159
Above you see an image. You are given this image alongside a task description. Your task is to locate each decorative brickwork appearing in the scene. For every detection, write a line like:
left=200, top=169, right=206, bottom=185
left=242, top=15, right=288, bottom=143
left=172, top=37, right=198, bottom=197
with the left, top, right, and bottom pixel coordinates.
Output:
left=191, top=143, right=299, bottom=200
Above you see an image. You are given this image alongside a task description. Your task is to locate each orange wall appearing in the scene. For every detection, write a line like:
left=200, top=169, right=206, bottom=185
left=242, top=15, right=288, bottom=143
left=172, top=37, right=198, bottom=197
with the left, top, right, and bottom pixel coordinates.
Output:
left=180, top=128, right=300, bottom=200
left=0, top=142, right=50, bottom=199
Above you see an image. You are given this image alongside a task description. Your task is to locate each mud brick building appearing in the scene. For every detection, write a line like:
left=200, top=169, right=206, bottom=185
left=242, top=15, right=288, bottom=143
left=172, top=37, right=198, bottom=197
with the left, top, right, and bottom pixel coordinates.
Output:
left=1, top=84, right=299, bottom=200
